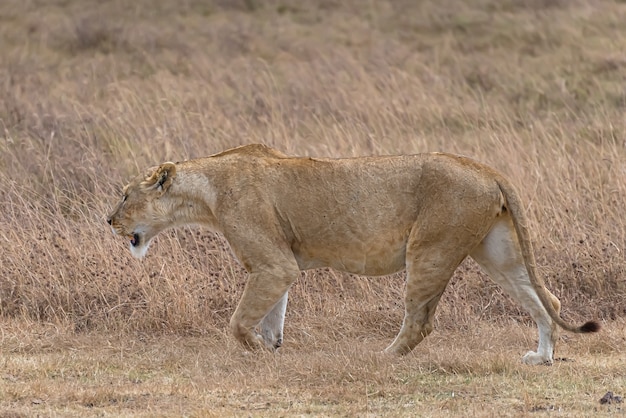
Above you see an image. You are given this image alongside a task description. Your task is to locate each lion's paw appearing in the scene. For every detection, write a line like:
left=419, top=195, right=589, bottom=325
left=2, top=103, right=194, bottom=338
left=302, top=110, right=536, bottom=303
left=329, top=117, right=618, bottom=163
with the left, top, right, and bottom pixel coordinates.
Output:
left=522, top=351, right=553, bottom=366
left=258, top=334, right=281, bottom=352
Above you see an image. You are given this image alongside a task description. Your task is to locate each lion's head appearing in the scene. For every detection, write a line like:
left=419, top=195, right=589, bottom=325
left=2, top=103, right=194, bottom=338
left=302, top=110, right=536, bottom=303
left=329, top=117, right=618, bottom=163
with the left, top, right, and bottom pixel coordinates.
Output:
left=107, top=162, right=177, bottom=259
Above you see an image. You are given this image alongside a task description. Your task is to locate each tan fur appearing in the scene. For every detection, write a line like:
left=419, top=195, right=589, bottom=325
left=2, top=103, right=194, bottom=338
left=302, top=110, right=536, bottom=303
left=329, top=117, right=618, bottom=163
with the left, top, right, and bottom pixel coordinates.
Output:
left=107, top=144, right=599, bottom=364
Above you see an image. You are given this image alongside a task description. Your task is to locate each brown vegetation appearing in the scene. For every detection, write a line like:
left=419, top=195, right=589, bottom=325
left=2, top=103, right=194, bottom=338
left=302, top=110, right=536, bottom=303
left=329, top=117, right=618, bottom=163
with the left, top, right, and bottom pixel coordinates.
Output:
left=1, top=0, right=625, bottom=416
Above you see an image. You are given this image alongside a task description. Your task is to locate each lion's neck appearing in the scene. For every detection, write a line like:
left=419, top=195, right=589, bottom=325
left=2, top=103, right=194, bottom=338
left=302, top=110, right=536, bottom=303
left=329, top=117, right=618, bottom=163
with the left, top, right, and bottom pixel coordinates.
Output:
left=166, top=171, right=220, bottom=231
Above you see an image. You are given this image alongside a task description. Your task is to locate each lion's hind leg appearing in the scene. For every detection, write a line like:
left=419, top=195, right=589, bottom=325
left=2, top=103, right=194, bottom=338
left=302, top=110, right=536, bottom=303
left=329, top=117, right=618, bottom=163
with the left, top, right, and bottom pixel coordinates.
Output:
left=469, top=216, right=558, bottom=365
left=384, top=232, right=470, bottom=356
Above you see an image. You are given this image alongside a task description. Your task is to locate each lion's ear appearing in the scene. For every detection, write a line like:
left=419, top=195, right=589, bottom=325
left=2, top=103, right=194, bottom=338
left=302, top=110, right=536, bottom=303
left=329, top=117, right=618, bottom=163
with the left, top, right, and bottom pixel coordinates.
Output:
left=142, top=162, right=176, bottom=194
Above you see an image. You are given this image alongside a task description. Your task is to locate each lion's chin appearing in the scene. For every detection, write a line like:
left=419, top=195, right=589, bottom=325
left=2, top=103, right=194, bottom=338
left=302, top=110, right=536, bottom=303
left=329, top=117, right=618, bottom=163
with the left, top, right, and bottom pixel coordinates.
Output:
left=129, top=233, right=151, bottom=259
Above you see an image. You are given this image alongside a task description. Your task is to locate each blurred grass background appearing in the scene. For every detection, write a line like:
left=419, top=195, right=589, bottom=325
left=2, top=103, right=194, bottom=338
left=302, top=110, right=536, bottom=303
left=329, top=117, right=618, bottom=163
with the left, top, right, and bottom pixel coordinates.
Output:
left=0, top=0, right=624, bottom=338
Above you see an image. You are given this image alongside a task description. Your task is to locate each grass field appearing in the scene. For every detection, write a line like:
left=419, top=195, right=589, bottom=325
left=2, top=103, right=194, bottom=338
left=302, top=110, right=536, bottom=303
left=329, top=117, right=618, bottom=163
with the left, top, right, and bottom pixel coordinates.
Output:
left=1, top=0, right=625, bottom=416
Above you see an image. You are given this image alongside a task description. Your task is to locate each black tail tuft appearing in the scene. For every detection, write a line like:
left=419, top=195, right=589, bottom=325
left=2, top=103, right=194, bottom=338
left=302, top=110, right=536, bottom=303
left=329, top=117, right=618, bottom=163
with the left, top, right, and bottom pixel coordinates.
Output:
left=579, top=321, right=601, bottom=333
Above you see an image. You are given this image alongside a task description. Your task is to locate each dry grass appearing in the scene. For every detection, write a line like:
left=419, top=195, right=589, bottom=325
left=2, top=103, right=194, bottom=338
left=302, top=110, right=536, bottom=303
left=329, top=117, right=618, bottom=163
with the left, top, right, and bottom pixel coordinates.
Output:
left=1, top=319, right=624, bottom=417
left=1, top=0, right=625, bottom=416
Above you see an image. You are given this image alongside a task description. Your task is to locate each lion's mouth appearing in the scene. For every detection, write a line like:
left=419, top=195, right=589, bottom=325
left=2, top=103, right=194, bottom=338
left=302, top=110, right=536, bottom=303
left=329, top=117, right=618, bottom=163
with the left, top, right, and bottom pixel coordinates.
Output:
left=130, top=233, right=140, bottom=247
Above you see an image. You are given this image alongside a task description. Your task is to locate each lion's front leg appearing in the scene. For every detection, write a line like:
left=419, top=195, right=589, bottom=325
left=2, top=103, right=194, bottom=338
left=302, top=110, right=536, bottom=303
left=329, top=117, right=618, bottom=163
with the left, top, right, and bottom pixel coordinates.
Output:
left=229, top=268, right=297, bottom=352
left=259, top=291, right=288, bottom=349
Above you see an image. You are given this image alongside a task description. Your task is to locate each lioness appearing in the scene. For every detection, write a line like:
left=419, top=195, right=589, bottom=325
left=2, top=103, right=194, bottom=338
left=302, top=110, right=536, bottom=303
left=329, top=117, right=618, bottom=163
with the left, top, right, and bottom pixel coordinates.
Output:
left=107, top=144, right=599, bottom=364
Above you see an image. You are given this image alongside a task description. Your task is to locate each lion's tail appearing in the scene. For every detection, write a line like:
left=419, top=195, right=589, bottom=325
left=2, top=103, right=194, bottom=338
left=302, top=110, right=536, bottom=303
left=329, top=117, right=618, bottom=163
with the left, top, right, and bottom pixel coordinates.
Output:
left=496, top=178, right=600, bottom=334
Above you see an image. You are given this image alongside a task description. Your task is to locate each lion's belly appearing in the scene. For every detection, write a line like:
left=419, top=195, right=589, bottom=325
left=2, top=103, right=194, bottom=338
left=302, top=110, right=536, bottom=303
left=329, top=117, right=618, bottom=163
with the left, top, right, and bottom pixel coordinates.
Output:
left=292, top=237, right=408, bottom=276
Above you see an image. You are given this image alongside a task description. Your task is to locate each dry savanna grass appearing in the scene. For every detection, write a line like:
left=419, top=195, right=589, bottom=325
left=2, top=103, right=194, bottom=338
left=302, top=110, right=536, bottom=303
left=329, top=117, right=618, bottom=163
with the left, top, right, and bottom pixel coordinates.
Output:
left=0, top=319, right=624, bottom=417
left=1, top=0, right=625, bottom=416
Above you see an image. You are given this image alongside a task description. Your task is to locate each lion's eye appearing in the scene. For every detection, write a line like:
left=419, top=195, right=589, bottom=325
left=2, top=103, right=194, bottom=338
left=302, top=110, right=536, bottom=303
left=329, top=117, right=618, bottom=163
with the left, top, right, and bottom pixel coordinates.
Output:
left=122, top=195, right=128, bottom=203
